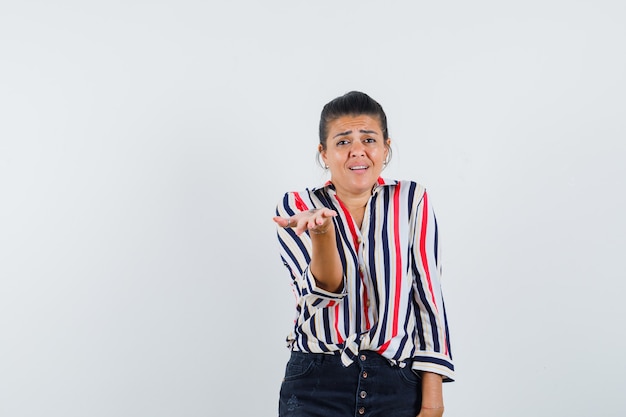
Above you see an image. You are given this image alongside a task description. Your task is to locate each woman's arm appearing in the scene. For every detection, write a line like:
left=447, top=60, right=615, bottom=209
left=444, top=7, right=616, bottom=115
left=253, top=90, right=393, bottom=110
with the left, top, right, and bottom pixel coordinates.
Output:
left=308, top=220, right=343, bottom=292
left=417, top=372, right=444, bottom=417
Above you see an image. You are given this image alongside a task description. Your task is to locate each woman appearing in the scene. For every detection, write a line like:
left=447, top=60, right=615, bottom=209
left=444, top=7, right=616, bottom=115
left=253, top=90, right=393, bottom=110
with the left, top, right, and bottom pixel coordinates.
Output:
left=273, top=91, right=454, bottom=417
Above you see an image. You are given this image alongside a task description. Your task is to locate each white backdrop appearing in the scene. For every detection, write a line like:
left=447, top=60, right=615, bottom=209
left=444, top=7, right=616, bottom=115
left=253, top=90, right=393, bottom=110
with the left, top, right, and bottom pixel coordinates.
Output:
left=1, top=1, right=625, bottom=416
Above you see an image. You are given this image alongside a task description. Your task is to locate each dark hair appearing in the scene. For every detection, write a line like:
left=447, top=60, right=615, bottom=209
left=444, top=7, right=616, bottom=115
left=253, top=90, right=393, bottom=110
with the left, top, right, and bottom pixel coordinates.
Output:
left=318, top=91, right=389, bottom=150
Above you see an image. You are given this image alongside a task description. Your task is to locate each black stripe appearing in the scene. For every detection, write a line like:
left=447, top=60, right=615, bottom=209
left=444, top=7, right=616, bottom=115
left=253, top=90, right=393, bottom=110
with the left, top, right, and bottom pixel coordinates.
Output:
left=315, top=189, right=352, bottom=336
left=407, top=182, right=417, bottom=219
left=411, top=355, right=454, bottom=371
left=376, top=187, right=392, bottom=346
left=433, top=213, right=439, bottom=265
left=366, top=192, right=381, bottom=331
left=322, top=307, right=333, bottom=344
left=278, top=235, right=304, bottom=276
left=412, top=261, right=440, bottom=352
left=393, top=298, right=414, bottom=360
left=442, top=296, right=452, bottom=359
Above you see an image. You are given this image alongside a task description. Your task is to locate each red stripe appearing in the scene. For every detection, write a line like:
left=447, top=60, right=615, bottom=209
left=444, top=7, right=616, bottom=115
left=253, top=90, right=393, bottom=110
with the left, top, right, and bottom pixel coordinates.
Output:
left=419, top=192, right=438, bottom=312
left=419, top=192, right=449, bottom=355
left=293, top=192, right=309, bottom=212
left=378, top=339, right=391, bottom=353
left=335, top=196, right=360, bottom=249
left=391, top=183, right=403, bottom=332
left=326, top=301, right=343, bottom=342
left=334, top=303, right=343, bottom=343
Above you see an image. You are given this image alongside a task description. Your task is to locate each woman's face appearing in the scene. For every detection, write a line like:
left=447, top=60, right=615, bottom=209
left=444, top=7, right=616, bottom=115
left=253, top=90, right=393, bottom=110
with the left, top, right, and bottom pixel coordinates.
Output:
left=320, top=114, right=390, bottom=198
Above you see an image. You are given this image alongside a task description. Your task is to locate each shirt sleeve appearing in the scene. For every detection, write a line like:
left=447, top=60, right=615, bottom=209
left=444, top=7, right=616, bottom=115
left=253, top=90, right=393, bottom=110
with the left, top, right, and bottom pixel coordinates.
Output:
left=275, top=191, right=347, bottom=307
left=410, top=190, right=455, bottom=382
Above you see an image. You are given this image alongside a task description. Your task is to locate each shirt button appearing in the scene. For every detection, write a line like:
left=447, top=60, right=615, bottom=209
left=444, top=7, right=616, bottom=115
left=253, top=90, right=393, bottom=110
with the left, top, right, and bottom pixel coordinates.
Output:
left=360, top=390, right=367, bottom=398
left=362, top=371, right=368, bottom=378
left=360, top=354, right=366, bottom=361
left=358, top=407, right=365, bottom=415
left=366, top=299, right=371, bottom=307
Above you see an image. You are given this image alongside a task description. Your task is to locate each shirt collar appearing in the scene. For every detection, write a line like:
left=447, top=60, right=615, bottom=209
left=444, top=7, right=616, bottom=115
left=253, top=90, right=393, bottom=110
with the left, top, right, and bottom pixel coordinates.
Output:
left=312, top=177, right=398, bottom=195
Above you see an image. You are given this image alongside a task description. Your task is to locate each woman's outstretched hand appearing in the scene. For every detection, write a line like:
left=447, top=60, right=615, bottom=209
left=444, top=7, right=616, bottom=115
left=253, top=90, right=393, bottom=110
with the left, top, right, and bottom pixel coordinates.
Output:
left=275, top=208, right=343, bottom=292
left=273, top=208, right=338, bottom=236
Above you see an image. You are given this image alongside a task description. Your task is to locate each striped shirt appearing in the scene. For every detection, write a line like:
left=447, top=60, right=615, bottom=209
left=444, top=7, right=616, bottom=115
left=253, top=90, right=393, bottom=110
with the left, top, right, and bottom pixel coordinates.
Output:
left=275, top=178, right=454, bottom=381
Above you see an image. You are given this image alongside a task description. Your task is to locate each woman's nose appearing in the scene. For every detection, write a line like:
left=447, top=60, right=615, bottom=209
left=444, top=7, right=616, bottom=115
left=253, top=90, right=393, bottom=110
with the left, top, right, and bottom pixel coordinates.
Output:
left=350, top=142, right=365, bottom=156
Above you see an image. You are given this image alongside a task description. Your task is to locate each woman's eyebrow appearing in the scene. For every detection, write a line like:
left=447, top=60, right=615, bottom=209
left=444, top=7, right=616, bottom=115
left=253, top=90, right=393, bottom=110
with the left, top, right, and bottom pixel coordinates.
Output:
left=333, top=130, right=352, bottom=138
left=333, top=129, right=378, bottom=138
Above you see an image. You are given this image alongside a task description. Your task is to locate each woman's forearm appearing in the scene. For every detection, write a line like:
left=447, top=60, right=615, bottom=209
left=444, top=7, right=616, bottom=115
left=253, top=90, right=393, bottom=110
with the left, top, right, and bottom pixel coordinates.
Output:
left=310, top=229, right=343, bottom=292
left=419, top=372, right=444, bottom=416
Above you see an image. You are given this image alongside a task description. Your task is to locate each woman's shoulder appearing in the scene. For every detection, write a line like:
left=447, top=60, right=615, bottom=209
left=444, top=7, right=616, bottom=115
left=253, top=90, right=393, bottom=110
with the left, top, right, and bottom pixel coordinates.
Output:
left=276, top=187, right=325, bottom=212
left=378, top=178, right=427, bottom=194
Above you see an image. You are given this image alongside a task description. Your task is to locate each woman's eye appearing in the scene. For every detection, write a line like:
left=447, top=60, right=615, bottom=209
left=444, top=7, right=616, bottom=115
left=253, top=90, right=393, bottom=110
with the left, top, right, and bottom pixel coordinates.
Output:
left=364, top=138, right=376, bottom=143
left=337, top=140, right=350, bottom=146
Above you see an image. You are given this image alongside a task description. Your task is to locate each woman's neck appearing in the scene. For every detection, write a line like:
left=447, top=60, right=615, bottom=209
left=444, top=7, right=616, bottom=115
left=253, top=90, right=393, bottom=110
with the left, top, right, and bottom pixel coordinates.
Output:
left=335, top=190, right=371, bottom=229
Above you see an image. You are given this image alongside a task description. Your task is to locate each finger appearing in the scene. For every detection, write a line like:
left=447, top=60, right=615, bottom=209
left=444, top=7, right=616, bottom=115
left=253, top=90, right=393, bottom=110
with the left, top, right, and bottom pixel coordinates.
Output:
left=318, top=209, right=336, bottom=223
left=272, top=216, right=286, bottom=226
left=321, top=209, right=338, bottom=218
left=272, top=216, right=293, bottom=228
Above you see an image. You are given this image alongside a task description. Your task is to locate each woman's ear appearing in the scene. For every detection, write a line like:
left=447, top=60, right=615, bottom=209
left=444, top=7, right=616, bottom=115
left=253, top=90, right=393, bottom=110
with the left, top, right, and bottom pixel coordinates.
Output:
left=318, top=144, right=326, bottom=163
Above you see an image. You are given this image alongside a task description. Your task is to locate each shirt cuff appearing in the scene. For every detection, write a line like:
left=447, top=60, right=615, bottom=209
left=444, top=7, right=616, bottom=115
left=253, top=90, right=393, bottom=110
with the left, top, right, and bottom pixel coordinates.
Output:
left=300, top=267, right=347, bottom=304
left=411, top=353, right=455, bottom=382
